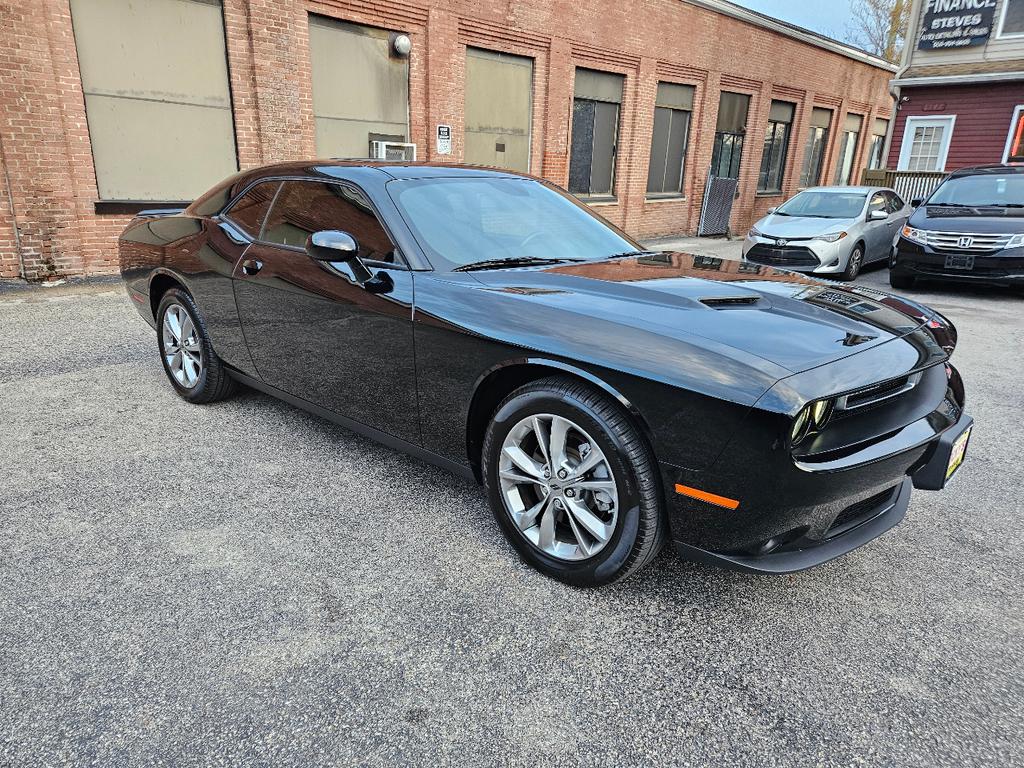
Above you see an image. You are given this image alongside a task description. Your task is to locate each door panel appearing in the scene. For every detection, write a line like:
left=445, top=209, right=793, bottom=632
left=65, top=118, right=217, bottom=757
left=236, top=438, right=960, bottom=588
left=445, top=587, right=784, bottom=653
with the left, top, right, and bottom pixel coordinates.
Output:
left=233, top=246, right=418, bottom=442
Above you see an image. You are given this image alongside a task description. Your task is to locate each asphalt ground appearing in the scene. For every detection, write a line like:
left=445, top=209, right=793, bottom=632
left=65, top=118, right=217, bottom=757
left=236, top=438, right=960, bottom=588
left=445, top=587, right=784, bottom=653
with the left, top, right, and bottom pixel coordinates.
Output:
left=1, top=265, right=1021, bottom=766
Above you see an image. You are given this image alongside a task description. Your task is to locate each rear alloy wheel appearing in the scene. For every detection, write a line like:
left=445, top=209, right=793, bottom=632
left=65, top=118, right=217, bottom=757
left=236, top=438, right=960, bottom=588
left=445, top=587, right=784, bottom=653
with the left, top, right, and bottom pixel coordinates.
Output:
left=483, top=376, right=665, bottom=586
left=841, top=244, right=864, bottom=281
left=156, top=288, right=237, bottom=404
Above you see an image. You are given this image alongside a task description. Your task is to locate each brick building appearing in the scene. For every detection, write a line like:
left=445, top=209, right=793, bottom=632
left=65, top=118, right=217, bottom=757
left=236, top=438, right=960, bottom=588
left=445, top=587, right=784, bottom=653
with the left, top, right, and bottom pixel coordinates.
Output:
left=0, top=0, right=895, bottom=281
left=888, top=0, right=1024, bottom=172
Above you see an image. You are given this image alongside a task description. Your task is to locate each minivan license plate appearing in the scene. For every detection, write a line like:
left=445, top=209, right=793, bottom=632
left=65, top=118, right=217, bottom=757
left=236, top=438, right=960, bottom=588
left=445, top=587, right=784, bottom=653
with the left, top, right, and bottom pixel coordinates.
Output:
left=945, top=254, right=974, bottom=270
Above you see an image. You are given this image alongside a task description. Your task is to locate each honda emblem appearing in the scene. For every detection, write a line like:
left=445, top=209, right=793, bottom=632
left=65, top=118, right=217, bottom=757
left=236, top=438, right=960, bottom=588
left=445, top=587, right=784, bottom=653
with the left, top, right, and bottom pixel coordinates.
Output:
left=958, top=236, right=973, bottom=248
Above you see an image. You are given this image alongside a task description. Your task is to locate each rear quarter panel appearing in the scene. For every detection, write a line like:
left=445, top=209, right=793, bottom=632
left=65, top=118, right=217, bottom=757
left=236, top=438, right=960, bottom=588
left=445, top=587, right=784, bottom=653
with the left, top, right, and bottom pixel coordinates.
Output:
left=118, top=214, right=255, bottom=374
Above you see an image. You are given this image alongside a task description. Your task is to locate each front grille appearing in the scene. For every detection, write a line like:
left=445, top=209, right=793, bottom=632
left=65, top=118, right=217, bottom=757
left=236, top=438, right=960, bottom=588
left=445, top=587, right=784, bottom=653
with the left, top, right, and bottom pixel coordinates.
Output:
left=923, top=231, right=1013, bottom=253
left=827, top=485, right=898, bottom=537
left=745, top=244, right=820, bottom=267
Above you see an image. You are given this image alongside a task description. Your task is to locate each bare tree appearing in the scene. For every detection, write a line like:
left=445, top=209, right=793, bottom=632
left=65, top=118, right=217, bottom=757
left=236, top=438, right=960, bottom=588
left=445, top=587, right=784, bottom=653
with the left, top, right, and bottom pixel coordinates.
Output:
left=846, top=0, right=911, bottom=63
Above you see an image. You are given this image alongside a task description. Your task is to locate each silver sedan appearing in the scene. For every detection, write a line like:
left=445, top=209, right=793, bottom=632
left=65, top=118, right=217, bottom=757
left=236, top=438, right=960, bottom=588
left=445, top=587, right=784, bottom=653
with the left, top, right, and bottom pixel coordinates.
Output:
left=742, top=186, right=912, bottom=281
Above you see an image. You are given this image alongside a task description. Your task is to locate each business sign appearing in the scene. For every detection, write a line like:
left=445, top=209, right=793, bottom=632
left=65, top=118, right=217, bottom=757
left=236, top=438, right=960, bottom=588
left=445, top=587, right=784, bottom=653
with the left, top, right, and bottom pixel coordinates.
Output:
left=436, top=124, right=452, bottom=155
left=918, top=0, right=997, bottom=50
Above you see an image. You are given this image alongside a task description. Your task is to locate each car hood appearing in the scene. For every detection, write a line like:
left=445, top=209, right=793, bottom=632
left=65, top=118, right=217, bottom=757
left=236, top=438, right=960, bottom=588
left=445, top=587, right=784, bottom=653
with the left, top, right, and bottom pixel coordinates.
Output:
left=755, top=214, right=859, bottom=238
left=909, top=206, right=1024, bottom=234
left=464, top=252, right=950, bottom=380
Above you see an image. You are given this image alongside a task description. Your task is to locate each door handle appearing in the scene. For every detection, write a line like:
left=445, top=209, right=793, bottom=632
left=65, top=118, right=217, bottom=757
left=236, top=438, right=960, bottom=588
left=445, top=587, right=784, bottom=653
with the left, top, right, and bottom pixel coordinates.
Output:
left=241, top=258, right=263, bottom=276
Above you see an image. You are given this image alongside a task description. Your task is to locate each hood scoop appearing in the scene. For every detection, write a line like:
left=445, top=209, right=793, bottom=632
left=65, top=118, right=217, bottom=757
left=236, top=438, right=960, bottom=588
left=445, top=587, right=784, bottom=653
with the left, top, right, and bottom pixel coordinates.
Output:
left=700, top=295, right=761, bottom=308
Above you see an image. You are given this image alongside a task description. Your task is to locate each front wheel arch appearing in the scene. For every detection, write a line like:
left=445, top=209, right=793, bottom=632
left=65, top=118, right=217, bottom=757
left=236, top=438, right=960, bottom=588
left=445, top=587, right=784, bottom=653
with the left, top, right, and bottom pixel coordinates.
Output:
left=465, top=359, right=656, bottom=484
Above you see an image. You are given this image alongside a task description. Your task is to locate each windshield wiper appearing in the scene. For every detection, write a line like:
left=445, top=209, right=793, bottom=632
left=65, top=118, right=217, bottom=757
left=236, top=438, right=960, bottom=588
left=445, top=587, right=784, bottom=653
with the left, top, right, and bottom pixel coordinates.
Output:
left=452, top=256, right=581, bottom=272
left=608, top=249, right=661, bottom=259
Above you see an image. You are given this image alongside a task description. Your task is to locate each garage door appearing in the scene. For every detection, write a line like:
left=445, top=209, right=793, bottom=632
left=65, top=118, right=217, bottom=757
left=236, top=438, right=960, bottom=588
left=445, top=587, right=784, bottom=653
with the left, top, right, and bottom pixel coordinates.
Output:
left=464, top=49, right=533, bottom=172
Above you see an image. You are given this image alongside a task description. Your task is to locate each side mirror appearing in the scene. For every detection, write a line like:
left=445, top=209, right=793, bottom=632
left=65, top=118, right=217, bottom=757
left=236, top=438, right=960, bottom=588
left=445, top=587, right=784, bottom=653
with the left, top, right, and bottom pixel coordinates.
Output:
left=868, top=209, right=887, bottom=221
left=766, top=207, right=777, bottom=215
left=911, top=197, right=924, bottom=208
left=306, top=230, right=359, bottom=262
left=306, top=229, right=393, bottom=294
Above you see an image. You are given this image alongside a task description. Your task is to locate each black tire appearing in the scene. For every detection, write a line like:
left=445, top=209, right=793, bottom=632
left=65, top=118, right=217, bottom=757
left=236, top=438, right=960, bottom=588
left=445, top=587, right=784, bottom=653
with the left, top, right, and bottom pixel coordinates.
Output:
left=840, top=244, right=864, bottom=281
left=155, top=287, right=237, bottom=404
left=889, top=270, right=915, bottom=290
left=482, top=376, right=665, bottom=587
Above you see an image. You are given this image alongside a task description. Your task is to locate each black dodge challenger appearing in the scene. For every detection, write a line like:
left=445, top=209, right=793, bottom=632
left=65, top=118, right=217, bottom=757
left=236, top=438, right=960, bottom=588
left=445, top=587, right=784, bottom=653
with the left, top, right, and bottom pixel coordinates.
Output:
left=120, top=161, right=973, bottom=586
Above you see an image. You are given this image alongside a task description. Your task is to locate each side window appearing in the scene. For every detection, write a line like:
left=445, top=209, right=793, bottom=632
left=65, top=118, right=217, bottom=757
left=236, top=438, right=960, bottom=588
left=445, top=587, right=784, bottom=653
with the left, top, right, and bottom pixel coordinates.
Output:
left=886, top=192, right=905, bottom=213
left=868, top=192, right=886, bottom=214
left=262, top=180, right=396, bottom=263
left=224, top=181, right=281, bottom=238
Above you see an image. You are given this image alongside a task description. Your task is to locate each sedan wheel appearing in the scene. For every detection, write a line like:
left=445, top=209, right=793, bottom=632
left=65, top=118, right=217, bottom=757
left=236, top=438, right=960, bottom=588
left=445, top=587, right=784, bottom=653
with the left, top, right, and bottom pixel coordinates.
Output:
left=483, top=376, right=665, bottom=586
left=841, top=245, right=864, bottom=281
left=498, top=414, right=619, bottom=561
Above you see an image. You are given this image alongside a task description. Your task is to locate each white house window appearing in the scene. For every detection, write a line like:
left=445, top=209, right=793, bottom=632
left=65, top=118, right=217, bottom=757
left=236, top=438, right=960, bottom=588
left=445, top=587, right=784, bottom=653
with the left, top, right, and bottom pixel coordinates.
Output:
left=999, top=0, right=1024, bottom=37
left=1004, top=105, right=1024, bottom=162
left=897, top=116, right=956, bottom=172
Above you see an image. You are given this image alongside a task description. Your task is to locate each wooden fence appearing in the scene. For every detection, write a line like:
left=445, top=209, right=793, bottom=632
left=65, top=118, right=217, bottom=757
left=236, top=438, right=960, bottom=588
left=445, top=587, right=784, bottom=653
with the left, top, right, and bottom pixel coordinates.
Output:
left=861, top=169, right=947, bottom=203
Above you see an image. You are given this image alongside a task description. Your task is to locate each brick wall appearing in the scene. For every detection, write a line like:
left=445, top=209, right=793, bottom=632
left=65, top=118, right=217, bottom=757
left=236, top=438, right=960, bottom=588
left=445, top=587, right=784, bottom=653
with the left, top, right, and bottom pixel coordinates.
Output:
left=888, top=82, right=1024, bottom=171
left=0, top=0, right=894, bottom=280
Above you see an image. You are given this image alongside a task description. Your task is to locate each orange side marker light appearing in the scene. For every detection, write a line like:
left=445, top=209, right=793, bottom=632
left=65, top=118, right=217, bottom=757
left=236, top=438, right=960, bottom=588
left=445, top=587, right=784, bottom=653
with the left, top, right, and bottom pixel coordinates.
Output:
left=674, top=483, right=740, bottom=510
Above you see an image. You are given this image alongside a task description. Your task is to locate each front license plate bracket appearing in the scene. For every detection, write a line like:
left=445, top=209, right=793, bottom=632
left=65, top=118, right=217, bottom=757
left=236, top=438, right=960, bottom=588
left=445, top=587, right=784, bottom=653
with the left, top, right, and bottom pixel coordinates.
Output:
left=944, top=253, right=975, bottom=270
left=913, top=415, right=973, bottom=491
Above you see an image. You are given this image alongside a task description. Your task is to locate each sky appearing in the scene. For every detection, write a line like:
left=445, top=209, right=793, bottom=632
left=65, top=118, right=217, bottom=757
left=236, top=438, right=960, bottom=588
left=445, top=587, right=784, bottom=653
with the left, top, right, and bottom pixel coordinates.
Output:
left=729, top=0, right=859, bottom=43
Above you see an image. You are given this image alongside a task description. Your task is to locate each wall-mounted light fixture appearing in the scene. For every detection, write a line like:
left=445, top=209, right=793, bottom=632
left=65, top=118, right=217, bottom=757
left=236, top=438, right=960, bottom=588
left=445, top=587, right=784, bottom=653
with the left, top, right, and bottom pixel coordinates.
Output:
left=392, top=33, right=412, bottom=57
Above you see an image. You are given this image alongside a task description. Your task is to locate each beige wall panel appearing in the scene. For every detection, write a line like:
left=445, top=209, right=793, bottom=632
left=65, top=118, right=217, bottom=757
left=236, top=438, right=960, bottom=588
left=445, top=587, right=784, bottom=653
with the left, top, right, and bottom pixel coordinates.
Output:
left=309, top=18, right=409, bottom=126
left=71, top=0, right=230, bottom=106
left=465, top=50, right=532, bottom=171
left=85, top=96, right=237, bottom=200
left=314, top=117, right=410, bottom=157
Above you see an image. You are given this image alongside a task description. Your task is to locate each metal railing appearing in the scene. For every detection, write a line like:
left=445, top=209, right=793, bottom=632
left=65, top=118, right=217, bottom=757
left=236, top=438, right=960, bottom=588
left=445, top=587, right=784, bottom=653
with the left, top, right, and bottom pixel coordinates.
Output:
left=861, top=169, right=946, bottom=202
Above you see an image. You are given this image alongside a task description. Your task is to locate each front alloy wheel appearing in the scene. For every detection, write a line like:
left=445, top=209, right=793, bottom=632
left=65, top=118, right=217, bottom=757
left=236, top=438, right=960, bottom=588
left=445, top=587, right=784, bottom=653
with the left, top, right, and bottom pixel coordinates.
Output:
left=483, top=376, right=665, bottom=586
left=498, top=414, right=618, bottom=561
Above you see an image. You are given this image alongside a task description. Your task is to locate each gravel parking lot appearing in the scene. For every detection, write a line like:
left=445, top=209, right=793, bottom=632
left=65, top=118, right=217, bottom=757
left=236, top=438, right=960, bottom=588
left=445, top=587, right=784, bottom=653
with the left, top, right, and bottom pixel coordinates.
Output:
left=1, top=264, right=1021, bottom=766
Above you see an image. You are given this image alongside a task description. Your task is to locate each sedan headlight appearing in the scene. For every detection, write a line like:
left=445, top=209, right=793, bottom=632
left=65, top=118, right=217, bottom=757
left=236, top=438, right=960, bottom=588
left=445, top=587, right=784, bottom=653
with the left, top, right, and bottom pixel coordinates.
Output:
left=791, top=398, right=836, bottom=446
left=748, top=226, right=764, bottom=238
left=1005, top=234, right=1024, bottom=249
left=901, top=225, right=928, bottom=245
left=812, top=231, right=848, bottom=243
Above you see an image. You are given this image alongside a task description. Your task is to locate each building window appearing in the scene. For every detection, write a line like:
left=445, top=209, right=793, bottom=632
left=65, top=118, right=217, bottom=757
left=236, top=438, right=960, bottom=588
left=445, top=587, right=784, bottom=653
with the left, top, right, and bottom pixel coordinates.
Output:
left=867, top=118, right=889, bottom=169
left=1003, top=106, right=1024, bottom=162
left=69, top=0, right=237, bottom=201
left=710, top=92, right=750, bottom=179
left=569, top=69, right=624, bottom=198
left=465, top=48, right=533, bottom=172
left=309, top=16, right=410, bottom=158
left=647, top=82, right=695, bottom=197
left=757, top=100, right=795, bottom=193
left=799, top=107, right=832, bottom=187
left=1000, top=0, right=1024, bottom=36
left=833, top=113, right=863, bottom=185
left=897, top=116, right=956, bottom=172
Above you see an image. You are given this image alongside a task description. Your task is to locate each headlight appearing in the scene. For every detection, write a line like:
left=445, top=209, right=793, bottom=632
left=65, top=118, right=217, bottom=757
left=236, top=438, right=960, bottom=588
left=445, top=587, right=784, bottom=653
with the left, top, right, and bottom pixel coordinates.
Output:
left=813, top=231, right=847, bottom=243
left=791, top=398, right=836, bottom=446
left=901, top=225, right=928, bottom=245
left=1005, top=233, right=1024, bottom=249
left=748, top=226, right=763, bottom=238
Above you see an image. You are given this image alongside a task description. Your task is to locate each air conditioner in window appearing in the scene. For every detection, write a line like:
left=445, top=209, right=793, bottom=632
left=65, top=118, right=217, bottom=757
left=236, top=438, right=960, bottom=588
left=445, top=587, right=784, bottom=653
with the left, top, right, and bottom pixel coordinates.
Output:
left=370, top=141, right=417, bottom=161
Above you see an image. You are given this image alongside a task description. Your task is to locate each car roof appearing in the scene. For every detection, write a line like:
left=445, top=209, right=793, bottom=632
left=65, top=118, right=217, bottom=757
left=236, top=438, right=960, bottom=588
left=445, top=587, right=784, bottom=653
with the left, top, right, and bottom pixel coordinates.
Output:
left=243, top=159, right=530, bottom=181
left=948, top=163, right=1024, bottom=177
left=800, top=186, right=875, bottom=194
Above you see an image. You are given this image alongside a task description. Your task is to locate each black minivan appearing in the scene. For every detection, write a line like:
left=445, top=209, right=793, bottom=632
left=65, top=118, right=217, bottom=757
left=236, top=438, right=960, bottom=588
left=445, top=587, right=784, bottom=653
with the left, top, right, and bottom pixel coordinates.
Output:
left=891, top=164, right=1024, bottom=289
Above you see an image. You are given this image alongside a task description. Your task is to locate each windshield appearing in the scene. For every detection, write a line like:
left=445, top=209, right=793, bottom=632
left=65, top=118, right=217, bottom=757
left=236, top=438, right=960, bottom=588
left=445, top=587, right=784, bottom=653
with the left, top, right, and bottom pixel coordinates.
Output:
left=775, top=190, right=867, bottom=219
left=927, top=173, right=1024, bottom=207
left=387, top=177, right=640, bottom=270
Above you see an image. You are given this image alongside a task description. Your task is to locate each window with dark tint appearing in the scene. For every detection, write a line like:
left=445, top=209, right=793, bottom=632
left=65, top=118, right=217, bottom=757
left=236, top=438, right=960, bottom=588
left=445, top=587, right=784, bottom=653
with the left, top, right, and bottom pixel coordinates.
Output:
left=928, top=173, right=1024, bottom=207
left=569, top=69, right=624, bottom=197
left=262, top=180, right=396, bottom=262
left=647, top=82, right=694, bottom=196
left=224, top=181, right=281, bottom=238
left=1003, top=0, right=1024, bottom=35
left=710, top=92, right=750, bottom=179
left=884, top=191, right=904, bottom=213
left=799, top=107, right=831, bottom=187
left=758, top=100, right=795, bottom=193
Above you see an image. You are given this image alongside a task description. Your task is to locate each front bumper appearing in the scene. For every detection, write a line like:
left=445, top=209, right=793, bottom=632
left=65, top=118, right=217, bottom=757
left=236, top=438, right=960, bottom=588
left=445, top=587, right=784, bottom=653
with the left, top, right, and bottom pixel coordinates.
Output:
left=742, top=235, right=848, bottom=274
left=894, top=238, right=1024, bottom=286
left=662, top=363, right=972, bottom=575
